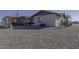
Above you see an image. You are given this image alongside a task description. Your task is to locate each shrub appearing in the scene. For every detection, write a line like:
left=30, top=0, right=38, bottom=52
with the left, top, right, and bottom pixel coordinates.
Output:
left=39, top=23, right=46, bottom=27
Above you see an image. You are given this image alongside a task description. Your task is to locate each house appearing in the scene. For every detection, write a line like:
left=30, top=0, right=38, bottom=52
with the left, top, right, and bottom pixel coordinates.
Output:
left=2, top=14, right=30, bottom=28
left=2, top=16, right=13, bottom=27
left=31, top=10, right=69, bottom=27
left=2, top=10, right=71, bottom=28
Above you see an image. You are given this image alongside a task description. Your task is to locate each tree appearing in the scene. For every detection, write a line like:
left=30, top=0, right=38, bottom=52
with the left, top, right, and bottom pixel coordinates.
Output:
left=60, top=14, right=72, bottom=26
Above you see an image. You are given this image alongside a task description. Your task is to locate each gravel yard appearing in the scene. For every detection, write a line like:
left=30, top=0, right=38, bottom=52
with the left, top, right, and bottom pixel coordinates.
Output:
left=0, top=24, right=79, bottom=49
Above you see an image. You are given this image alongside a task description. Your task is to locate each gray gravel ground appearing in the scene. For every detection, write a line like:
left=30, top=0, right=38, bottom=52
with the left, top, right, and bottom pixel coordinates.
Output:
left=0, top=24, right=79, bottom=49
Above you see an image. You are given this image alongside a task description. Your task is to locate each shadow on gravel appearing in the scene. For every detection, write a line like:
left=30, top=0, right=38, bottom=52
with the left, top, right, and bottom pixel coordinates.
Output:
left=0, top=25, right=71, bottom=30
left=0, top=25, right=5, bottom=29
left=0, top=24, right=72, bottom=30
left=12, top=26, right=51, bottom=30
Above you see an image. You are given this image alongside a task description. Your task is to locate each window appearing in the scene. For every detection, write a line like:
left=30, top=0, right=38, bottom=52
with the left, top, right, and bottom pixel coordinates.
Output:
left=38, top=16, right=43, bottom=23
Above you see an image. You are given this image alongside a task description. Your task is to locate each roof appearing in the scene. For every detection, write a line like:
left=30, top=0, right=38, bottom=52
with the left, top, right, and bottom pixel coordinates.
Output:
left=31, top=10, right=60, bottom=17
left=2, top=16, right=13, bottom=20
left=2, top=16, right=30, bottom=20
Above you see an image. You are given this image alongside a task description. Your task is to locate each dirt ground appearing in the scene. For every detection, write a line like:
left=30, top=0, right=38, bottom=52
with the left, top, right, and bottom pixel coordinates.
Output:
left=0, top=24, right=79, bottom=49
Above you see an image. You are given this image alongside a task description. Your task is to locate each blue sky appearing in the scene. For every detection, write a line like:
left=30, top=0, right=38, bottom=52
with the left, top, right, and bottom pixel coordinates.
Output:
left=0, top=10, right=79, bottom=22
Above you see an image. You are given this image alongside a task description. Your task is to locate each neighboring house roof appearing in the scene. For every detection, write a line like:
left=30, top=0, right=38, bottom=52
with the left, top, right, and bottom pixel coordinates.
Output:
left=2, top=16, right=30, bottom=20
left=31, top=10, right=60, bottom=17
left=2, top=16, right=13, bottom=20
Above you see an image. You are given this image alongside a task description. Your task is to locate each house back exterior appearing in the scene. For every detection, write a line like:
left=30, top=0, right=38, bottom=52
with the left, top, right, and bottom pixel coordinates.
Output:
left=31, top=10, right=66, bottom=27
left=2, top=10, right=71, bottom=28
left=2, top=16, right=30, bottom=28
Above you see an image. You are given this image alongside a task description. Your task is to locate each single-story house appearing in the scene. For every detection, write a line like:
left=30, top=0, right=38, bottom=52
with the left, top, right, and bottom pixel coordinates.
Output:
left=31, top=10, right=69, bottom=27
left=2, top=10, right=71, bottom=28
left=2, top=16, right=30, bottom=27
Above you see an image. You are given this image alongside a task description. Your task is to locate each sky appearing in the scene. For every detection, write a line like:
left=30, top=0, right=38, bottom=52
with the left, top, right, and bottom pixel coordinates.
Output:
left=0, top=10, right=79, bottom=22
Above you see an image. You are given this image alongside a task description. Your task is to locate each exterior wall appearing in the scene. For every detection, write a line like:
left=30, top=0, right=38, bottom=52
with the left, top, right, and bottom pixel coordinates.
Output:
left=33, top=14, right=60, bottom=27
left=2, top=18, right=10, bottom=27
left=2, top=16, right=30, bottom=28
left=55, top=19, right=61, bottom=27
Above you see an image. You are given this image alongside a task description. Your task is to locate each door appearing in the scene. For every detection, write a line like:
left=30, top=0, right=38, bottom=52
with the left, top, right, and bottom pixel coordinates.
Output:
left=55, top=20, right=60, bottom=26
